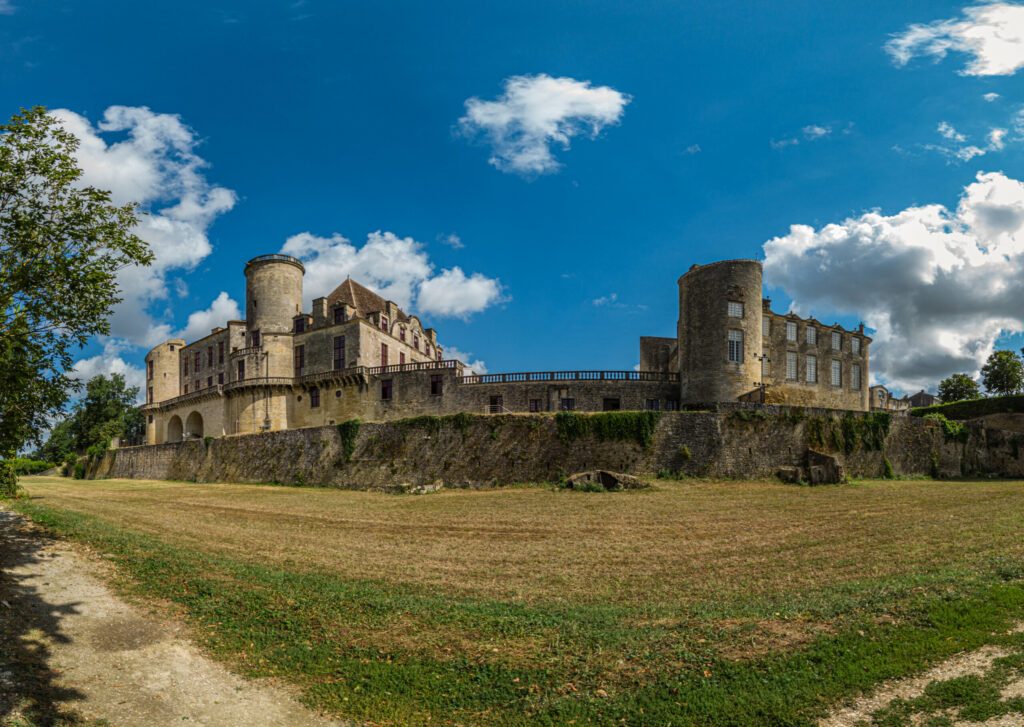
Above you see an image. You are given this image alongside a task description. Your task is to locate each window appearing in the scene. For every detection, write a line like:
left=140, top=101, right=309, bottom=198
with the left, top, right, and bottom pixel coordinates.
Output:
left=147, top=360, right=154, bottom=380
left=786, top=351, right=797, bottom=380
left=831, top=359, right=842, bottom=387
left=251, top=330, right=261, bottom=347
left=184, top=358, right=189, bottom=376
left=831, top=331, right=842, bottom=350
left=603, top=398, right=621, bottom=411
left=399, top=352, right=405, bottom=365
left=559, top=398, right=575, bottom=411
left=381, top=379, right=393, bottom=400
left=148, top=414, right=154, bottom=423
left=194, top=351, right=201, bottom=372
left=207, top=346, right=214, bottom=367
left=237, top=360, right=245, bottom=380
left=852, top=337, right=861, bottom=355
left=436, top=348, right=443, bottom=361
left=399, top=328, right=406, bottom=342
left=207, top=376, right=213, bottom=388
left=786, top=321, right=797, bottom=342
left=309, top=386, right=320, bottom=408
left=852, top=364, right=862, bottom=390
left=806, top=354, right=818, bottom=383
left=380, top=315, right=389, bottom=332
left=294, top=317, right=306, bottom=333
left=381, top=343, right=389, bottom=366
left=727, top=301, right=744, bottom=318
left=333, top=306, right=345, bottom=324
left=762, top=316, right=770, bottom=336
left=414, top=333, right=420, bottom=350
left=529, top=399, right=542, bottom=413
left=727, top=329, right=744, bottom=363
left=218, top=372, right=224, bottom=385
left=761, top=355, right=770, bottom=379
left=184, top=383, right=189, bottom=394
left=147, top=386, right=153, bottom=404
left=645, top=399, right=661, bottom=411
left=333, top=336, right=345, bottom=370
left=195, top=379, right=200, bottom=391
left=294, top=344, right=305, bottom=375
left=806, top=326, right=817, bottom=345
left=430, top=374, right=443, bottom=396
left=218, top=341, right=224, bottom=364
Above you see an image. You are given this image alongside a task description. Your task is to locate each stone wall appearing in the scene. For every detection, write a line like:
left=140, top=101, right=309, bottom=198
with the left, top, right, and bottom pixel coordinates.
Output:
left=97, top=409, right=1024, bottom=489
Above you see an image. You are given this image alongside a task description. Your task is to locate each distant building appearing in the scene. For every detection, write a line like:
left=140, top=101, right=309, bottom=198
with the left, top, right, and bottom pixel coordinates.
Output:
left=907, top=390, right=942, bottom=408
left=141, top=256, right=872, bottom=446
left=869, top=385, right=911, bottom=414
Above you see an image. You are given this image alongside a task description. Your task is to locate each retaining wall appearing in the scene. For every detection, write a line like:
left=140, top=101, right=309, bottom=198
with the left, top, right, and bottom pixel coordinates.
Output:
left=94, top=409, right=1024, bottom=489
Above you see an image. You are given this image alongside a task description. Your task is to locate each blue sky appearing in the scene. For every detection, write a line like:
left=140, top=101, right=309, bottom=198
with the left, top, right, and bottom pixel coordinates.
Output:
left=4, top=0, right=1024, bottom=395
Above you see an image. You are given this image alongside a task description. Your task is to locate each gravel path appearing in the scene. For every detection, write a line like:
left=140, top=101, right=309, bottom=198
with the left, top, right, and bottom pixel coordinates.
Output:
left=0, top=508, right=342, bottom=726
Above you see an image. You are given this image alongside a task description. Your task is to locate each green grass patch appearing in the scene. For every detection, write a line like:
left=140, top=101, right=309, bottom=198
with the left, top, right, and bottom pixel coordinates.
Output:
left=13, top=498, right=1024, bottom=725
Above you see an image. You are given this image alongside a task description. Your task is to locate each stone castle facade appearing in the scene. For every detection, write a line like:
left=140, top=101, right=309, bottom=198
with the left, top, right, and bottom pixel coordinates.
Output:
left=142, top=255, right=870, bottom=444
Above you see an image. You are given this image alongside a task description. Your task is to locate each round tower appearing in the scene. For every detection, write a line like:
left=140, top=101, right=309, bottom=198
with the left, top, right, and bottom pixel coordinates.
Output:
left=244, top=254, right=305, bottom=378
left=144, top=338, right=186, bottom=444
left=677, top=259, right=762, bottom=404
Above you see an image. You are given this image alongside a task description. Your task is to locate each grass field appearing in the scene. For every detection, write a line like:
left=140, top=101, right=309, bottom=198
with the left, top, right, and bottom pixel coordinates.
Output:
left=13, top=475, right=1024, bottom=725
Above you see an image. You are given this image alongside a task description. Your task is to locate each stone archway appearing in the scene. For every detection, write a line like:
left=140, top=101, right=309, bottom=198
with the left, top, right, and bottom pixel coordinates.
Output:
left=167, top=415, right=183, bottom=443
left=185, top=411, right=204, bottom=439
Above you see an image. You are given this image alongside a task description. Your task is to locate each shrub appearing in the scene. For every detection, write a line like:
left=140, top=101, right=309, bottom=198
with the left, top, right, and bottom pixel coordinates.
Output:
left=923, top=412, right=969, bottom=442
left=2, top=458, right=57, bottom=475
left=73, top=461, right=86, bottom=480
left=912, top=394, right=1024, bottom=421
left=806, top=412, right=890, bottom=454
left=0, top=460, right=19, bottom=498
left=63, top=453, right=78, bottom=477
left=679, top=444, right=692, bottom=461
left=337, top=419, right=361, bottom=463
left=883, top=457, right=895, bottom=480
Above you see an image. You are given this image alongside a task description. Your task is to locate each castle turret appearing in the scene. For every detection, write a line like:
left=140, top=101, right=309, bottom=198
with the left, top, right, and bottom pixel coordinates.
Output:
left=678, top=259, right=763, bottom=404
left=243, top=254, right=305, bottom=378
left=144, top=338, right=185, bottom=443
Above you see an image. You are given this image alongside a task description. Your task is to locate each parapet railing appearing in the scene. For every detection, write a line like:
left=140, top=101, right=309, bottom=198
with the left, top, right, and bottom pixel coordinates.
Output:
left=367, top=359, right=462, bottom=376
left=230, top=345, right=263, bottom=358
left=150, top=384, right=224, bottom=409
left=458, top=370, right=680, bottom=385
left=223, top=376, right=295, bottom=392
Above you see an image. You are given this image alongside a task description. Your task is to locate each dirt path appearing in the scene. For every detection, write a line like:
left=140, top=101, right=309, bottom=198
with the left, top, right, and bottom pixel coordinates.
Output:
left=0, top=508, right=342, bottom=726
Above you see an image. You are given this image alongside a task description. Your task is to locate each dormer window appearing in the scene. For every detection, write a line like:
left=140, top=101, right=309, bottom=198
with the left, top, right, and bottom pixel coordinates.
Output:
left=294, top=317, right=306, bottom=334
left=380, top=315, right=389, bottom=332
left=333, top=306, right=346, bottom=324
left=413, top=334, right=420, bottom=350
left=400, top=328, right=406, bottom=342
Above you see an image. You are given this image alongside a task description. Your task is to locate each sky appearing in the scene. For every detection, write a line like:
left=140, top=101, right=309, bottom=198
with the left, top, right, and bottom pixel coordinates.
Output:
left=4, top=0, right=1024, bottom=397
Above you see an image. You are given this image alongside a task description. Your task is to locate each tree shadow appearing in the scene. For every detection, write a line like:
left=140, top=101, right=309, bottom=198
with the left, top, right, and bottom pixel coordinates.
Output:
left=0, top=508, right=86, bottom=725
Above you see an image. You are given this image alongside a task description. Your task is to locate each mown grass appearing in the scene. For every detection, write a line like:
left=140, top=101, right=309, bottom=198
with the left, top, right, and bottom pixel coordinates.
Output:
left=12, top=477, right=1024, bottom=724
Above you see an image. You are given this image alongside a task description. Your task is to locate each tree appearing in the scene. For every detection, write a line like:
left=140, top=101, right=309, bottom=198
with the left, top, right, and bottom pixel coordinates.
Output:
left=0, top=106, right=152, bottom=460
left=35, top=374, right=143, bottom=460
left=937, top=373, right=982, bottom=403
left=980, top=350, right=1024, bottom=397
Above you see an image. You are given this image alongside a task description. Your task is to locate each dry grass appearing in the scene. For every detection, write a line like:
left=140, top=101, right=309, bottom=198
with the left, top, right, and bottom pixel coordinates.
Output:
left=20, top=476, right=1024, bottom=608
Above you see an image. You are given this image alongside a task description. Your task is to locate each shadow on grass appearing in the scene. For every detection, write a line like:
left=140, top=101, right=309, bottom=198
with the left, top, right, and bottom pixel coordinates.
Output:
left=0, top=508, right=85, bottom=725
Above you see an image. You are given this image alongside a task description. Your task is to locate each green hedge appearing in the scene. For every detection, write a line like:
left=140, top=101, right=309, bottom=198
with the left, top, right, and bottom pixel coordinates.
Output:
left=911, top=395, right=1024, bottom=421
left=1, top=458, right=58, bottom=475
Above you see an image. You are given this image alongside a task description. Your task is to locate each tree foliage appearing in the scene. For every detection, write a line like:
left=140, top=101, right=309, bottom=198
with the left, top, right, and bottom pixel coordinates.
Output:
left=980, top=350, right=1024, bottom=397
left=0, top=106, right=152, bottom=457
left=36, top=374, right=142, bottom=462
left=937, top=373, right=982, bottom=403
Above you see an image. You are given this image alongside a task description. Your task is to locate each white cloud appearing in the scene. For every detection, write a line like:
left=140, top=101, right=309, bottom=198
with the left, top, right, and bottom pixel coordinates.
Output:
left=803, top=124, right=832, bottom=140
left=281, top=230, right=504, bottom=318
left=441, top=346, right=488, bottom=375
left=593, top=292, right=618, bottom=306
left=887, top=3, right=1024, bottom=76
left=417, top=267, right=505, bottom=318
left=989, top=127, right=1008, bottom=149
left=684, top=144, right=701, bottom=155
left=984, top=92, right=1002, bottom=101
left=52, top=106, right=236, bottom=348
left=938, top=121, right=966, bottom=142
left=458, top=73, right=630, bottom=175
left=439, top=232, right=464, bottom=249
left=70, top=341, right=147, bottom=402
left=770, top=137, right=800, bottom=150
left=763, top=171, right=1024, bottom=392
left=176, top=292, right=241, bottom=343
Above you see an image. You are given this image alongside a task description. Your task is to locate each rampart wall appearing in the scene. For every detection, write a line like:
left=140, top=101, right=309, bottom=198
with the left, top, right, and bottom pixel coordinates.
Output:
left=95, top=408, right=1024, bottom=489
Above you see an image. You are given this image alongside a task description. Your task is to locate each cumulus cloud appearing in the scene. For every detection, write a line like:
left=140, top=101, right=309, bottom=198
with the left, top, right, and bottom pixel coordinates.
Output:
left=887, top=2, right=1024, bottom=77
left=52, top=106, right=236, bottom=348
left=439, top=232, right=464, bottom=249
left=176, top=292, right=242, bottom=343
left=441, top=346, right=488, bottom=375
left=458, top=73, right=630, bottom=175
left=70, top=341, right=147, bottom=402
left=763, top=171, right=1024, bottom=392
left=938, top=121, right=966, bottom=142
left=803, top=124, right=832, bottom=140
left=984, top=92, right=1002, bottom=101
left=281, top=230, right=504, bottom=318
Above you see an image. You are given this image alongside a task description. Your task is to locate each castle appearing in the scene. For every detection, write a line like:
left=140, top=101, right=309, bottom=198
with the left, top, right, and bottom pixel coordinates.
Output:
left=141, top=256, right=870, bottom=444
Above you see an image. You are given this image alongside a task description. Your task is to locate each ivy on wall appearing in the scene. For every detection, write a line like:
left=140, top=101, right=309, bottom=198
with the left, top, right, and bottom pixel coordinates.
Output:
left=555, top=411, right=662, bottom=449
left=806, top=412, right=891, bottom=454
left=337, top=419, right=361, bottom=463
